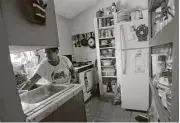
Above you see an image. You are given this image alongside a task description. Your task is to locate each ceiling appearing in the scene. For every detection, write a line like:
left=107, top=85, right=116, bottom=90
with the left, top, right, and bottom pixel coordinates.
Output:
left=54, top=0, right=99, bottom=19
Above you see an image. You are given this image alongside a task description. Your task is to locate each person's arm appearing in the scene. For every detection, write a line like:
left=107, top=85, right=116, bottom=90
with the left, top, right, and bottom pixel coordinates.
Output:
left=22, top=73, right=41, bottom=90
left=22, top=60, right=47, bottom=90
left=69, top=65, right=76, bottom=83
left=63, top=56, right=76, bottom=83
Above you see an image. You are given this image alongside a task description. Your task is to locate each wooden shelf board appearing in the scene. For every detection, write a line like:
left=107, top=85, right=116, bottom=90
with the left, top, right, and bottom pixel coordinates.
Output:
left=98, top=26, right=114, bottom=30
left=99, top=37, right=115, bottom=40
left=100, top=47, right=115, bottom=49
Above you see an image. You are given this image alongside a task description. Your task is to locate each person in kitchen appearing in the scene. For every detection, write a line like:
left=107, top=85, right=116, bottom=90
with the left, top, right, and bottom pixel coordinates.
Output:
left=20, top=47, right=75, bottom=90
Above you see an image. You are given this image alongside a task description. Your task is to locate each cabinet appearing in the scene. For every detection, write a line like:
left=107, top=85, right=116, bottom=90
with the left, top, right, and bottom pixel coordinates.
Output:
left=41, top=91, right=87, bottom=122
left=149, top=0, right=176, bottom=46
left=56, top=15, right=73, bottom=55
left=148, top=0, right=178, bottom=122
left=94, top=14, right=119, bottom=96
left=1, top=0, right=59, bottom=53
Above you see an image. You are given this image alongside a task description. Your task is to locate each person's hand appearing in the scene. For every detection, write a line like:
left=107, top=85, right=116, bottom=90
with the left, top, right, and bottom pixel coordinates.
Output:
left=18, top=80, right=31, bottom=91
left=70, top=78, right=77, bottom=84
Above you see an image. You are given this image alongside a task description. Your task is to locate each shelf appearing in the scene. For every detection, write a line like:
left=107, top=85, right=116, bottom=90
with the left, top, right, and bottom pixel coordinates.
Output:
left=101, top=57, right=116, bottom=59
left=98, top=14, right=113, bottom=19
left=100, top=47, right=115, bottom=49
left=99, top=37, right=115, bottom=40
left=149, top=0, right=164, bottom=11
left=98, top=26, right=114, bottom=30
left=101, top=65, right=115, bottom=67
left=102, top=76, right=117, bottom=78
left=149, top=13, right=176, bottom=47
left=149, top=81, right=170, bottom=122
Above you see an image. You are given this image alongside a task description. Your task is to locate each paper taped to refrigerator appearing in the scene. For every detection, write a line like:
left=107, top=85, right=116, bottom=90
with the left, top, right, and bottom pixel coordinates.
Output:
left=135, top=51, right=146, bottom=73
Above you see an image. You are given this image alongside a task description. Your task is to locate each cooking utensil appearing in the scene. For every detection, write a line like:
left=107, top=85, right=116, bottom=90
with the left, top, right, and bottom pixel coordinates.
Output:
left=74, top=35, right=77, bottom=47
left=72, top=35, right=76, bottom=47
left=77, top=34, right=81, bottom=47
left=81, top=33, right=88, bottom=46
left=88, top=32, right=96, bottom=49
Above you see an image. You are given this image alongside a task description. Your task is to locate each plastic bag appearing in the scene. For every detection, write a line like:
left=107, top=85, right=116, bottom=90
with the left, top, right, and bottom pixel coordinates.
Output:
left=112, top=84, right=121, bottom=105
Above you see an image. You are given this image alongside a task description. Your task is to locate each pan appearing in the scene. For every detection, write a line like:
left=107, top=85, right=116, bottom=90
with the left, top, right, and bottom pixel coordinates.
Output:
left=88, top=32, right=96, bottom=49
left=77, top=34, right=81, bottom=47
left=81, top=33, right=88, bottom=46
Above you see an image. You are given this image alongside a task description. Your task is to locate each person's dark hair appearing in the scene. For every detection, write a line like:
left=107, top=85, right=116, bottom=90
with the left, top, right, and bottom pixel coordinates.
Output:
left=45, top=47, right=59, bottom=52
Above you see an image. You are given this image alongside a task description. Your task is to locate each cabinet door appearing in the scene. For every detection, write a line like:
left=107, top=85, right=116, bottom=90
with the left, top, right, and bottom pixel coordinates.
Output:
left=86, top=69, right=94, bottom=91
left=2, top=0, right=59, bottom=48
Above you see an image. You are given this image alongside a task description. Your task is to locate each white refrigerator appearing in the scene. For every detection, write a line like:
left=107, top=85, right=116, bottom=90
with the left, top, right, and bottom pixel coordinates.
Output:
left=117, top=19, right=149, bottom=111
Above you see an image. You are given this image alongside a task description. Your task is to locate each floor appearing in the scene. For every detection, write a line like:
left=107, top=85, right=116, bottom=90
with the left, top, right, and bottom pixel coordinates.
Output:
left=85, top=96, right=147, bottom=122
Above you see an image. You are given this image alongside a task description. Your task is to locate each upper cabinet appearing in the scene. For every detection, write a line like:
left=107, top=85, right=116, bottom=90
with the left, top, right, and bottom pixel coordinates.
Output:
left=56, top=15, right=73, bottom=55
left=1, top=0, right=59, bottom=52
left=148, top=0, right=177, bottom=46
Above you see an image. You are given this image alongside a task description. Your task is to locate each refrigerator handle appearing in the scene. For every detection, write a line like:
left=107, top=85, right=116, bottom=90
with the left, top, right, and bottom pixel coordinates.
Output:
left=120, top=25, right=126, bottom=50
left=120, top=25, right=126, bottom=74
left=123, top=50, right=127, bottom=74
left=147, top=52, right=149, bottom=70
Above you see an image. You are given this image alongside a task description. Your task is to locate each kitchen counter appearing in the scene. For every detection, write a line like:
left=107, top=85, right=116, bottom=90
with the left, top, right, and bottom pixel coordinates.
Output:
left=25, top=84, right=84, bottom=122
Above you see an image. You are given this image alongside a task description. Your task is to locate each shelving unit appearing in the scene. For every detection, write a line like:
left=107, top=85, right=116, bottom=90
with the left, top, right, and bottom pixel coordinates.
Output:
left=148, top=0, right=178, bottom=122
left=94, top=13, right=119, bottom=96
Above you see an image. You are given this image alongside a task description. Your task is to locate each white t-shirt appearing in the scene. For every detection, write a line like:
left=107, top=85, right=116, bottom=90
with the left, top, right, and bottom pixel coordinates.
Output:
left=36, top=55, right=72, bottom=84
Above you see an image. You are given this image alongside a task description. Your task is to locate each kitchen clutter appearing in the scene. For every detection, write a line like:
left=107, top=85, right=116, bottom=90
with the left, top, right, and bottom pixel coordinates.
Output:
left=99, top=29, right=114, bottom=38
left=151, top=44, right=173, bottom=117
left=96, top=2, right=118, bottom=18
left=102, top=78, right=117, bottom=94
left=152, top=0, right=175, bottom=36
left=100, top=39, right=115, bottom=47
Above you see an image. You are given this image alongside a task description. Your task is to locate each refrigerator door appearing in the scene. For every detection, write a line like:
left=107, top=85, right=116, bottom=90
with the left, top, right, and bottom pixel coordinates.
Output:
left=119, top=19, right=149, bottom=50
left=121, top=48, right=149, bottom=111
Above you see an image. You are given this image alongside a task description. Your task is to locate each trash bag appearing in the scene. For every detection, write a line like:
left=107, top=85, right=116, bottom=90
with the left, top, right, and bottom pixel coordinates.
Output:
left=112, top=84, right=121, bottom=105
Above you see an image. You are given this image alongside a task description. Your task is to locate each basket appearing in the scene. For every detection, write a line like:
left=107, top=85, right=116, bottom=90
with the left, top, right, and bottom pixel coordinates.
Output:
left=101, top=60, right=112, bottom=66
left=102, top=68, right=116, bottom=76
left=101, top=49, right=108, bottom=54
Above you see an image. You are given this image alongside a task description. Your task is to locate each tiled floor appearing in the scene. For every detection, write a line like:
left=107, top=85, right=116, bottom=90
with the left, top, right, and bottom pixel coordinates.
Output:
left=85, top=96, right=147, bottom=122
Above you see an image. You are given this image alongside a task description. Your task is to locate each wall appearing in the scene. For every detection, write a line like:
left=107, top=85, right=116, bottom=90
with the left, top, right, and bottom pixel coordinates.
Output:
left=71, top=0, right=148, bottom=62
left=2, top=0, right=59, bottom=47
left=56, top=14, right=73, bottom=55
left=0, top=6, right=25, bottom=121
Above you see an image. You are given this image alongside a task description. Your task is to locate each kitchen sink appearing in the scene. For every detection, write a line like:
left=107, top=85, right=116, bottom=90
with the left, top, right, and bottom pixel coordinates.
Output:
left=20, top=84, right=74, bottom=111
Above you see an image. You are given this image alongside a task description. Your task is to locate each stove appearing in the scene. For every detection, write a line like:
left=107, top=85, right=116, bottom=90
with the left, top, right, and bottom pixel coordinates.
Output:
left=72, top=62, right=89, bottom=67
